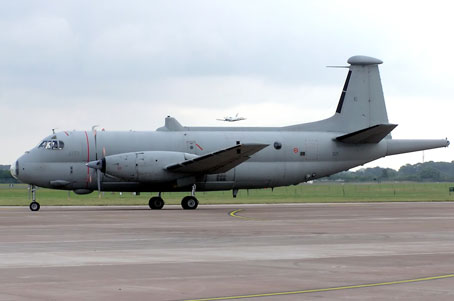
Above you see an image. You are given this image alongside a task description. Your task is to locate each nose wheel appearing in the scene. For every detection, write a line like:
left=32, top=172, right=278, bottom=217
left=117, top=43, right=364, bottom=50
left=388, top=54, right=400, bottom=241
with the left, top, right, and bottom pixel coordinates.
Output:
left=29, top=201, right=40, bottom=211
left=29, top=185, right=40, bottom=211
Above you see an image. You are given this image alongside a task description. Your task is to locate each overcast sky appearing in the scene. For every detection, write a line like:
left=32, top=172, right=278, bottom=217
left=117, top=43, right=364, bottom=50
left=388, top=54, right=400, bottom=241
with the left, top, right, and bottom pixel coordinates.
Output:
left=1, top=0, right=453, bottom=168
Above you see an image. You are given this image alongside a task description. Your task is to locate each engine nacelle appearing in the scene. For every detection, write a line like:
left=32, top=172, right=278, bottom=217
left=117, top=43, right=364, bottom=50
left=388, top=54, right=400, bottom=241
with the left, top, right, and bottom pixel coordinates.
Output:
left=103, top=151, right=196, bottom=182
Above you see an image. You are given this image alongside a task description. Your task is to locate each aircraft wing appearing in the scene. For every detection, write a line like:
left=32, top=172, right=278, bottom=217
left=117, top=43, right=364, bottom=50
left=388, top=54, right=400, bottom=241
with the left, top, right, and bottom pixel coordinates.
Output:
left=166, top=143, right=268, bottom=174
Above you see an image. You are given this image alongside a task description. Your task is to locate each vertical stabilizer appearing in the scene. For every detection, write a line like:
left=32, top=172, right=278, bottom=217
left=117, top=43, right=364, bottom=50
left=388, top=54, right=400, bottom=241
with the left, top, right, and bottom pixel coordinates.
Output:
left=286, top=55, right=391, bottom=133
left=335, top=56, right=389, bottom=132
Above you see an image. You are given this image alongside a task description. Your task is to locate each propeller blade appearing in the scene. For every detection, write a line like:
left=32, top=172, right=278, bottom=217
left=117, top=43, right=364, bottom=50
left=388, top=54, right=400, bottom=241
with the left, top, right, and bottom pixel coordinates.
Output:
left=97, top=169, right=101, bottom=194
left=94, top=129, right=98, bottom=161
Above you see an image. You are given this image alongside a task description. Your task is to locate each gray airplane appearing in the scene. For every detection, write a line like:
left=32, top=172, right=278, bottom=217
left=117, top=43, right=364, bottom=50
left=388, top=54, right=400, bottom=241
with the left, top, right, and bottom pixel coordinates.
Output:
left=10, top=56, right=449, bottom=211
left=217, top=113, right=246, bottom=122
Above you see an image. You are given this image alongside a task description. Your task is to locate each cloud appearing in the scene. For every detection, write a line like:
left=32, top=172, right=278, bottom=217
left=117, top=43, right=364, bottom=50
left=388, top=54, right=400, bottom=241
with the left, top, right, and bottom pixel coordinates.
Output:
left=0, top=15, right=78, bottom=72
left=1, top=0, right=453, bottom=167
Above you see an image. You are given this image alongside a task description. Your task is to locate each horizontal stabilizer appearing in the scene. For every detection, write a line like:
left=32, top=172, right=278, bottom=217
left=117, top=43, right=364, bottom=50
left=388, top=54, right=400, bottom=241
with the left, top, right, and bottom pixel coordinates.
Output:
left=166, top=143, right=268, bottom=174
left=336, top=124, right=397, bottom=144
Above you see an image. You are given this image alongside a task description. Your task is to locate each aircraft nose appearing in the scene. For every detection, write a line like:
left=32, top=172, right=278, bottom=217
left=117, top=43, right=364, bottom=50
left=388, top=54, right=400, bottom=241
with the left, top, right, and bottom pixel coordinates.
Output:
left=10, top=160, right=19, bottom=180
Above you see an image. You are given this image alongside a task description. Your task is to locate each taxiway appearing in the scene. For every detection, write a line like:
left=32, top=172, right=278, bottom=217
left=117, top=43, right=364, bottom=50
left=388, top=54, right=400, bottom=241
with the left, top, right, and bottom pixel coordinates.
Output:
left=1, top=203, right=454, bottom=300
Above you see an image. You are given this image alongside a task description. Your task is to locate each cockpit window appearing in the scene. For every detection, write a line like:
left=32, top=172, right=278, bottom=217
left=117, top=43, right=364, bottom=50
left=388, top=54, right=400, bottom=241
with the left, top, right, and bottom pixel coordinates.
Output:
left=38, top=140, right=64, bottom=150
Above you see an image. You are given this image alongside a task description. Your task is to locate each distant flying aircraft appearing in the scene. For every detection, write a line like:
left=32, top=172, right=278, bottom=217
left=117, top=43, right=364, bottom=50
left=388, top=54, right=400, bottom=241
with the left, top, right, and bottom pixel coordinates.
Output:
left=217, top=113, right=246, bottom=122
left=11, top=55, right=449, bottom=211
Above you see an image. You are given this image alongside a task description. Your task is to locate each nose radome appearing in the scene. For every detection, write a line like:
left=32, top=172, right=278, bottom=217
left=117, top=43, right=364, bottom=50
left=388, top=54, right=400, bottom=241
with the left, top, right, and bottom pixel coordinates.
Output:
left=10, top=160, right=18, bottom=180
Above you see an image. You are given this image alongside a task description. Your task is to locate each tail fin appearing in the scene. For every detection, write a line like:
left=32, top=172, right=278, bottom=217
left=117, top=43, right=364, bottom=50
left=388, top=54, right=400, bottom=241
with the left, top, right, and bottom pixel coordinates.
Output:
left=285, top=55, right=392, bottom=133
left=334, top=56, right=389, bottom=132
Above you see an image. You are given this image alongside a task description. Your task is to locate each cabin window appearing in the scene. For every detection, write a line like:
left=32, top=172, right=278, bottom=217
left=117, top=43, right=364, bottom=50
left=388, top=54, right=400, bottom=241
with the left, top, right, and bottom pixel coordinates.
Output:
left=38, top=140, right=65, bottom=150
left=274, top=142, right=282, bottom=150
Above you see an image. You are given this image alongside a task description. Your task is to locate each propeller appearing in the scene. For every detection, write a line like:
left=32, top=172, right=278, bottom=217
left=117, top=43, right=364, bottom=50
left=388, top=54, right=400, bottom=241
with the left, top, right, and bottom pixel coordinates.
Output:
left=86, top=158, right=106, bottom=194
left=90, top=125, right=103, bottom=195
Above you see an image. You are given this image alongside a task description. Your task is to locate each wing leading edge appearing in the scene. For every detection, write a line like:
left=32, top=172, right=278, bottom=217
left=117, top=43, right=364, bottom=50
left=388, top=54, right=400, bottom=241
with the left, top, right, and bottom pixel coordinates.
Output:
left=166, top=143, right=268, bottom=174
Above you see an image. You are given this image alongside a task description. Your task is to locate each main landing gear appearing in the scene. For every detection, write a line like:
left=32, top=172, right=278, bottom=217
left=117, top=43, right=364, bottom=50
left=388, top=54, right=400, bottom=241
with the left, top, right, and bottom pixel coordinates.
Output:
left=149, top=194, right=164, bottom=209
left=29, top=185, right=40, bottom=212
left=148, top=185, right=199, bottom=210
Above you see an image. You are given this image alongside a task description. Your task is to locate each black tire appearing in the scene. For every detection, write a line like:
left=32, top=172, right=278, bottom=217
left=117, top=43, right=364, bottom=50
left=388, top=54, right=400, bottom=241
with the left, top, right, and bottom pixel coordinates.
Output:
left=181, top=196, right=198, bottom=210
left=149, top=197, right=164, bottom=210
left=29, top=202, right=40, bottom=212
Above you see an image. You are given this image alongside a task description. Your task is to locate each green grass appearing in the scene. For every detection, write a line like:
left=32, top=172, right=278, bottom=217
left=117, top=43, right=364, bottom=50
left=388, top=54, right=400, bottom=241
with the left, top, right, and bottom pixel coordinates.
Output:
left=1, top=182, right=454, bottom=206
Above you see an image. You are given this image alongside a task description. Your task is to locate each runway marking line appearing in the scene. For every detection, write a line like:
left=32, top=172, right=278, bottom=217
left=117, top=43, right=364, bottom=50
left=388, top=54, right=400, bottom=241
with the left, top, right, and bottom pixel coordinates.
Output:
left=185, top=273, right=454, bottom=301
left=228, top=209, right=262, bottom=220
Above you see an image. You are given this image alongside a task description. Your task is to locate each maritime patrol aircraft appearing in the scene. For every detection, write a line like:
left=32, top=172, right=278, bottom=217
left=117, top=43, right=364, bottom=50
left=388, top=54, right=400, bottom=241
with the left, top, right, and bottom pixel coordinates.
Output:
left=10, top=56, right=449, bottom=211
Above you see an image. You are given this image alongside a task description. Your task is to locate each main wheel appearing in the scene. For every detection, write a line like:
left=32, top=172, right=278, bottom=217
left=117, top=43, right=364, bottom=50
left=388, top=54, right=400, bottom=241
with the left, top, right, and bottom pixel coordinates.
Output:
left=149, top=197, right=164, bottom=210
left=29, top=201, right=40, bottom=212
left=181, top=196, right=198, bottom=210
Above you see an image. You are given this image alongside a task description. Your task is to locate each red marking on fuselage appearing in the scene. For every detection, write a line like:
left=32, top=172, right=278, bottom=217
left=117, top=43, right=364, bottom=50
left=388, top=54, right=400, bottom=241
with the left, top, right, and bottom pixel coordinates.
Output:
left=84, top=131, right=90, bottom=188
left=195, top=143, right=203, bottom=151
left=293, top=147, right=299, bottom=154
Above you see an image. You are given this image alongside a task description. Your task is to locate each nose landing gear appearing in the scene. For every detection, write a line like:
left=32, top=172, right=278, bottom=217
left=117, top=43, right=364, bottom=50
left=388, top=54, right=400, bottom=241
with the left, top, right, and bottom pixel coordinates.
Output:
left=30, top=201, right=40, bottom=211
left=29, top=185, right=40, bottom=212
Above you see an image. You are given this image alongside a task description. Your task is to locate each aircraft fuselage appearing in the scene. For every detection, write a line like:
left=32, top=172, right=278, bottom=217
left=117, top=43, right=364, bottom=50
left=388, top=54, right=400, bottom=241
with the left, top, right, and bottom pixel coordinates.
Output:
left=14, top=129, right=387, bottom=193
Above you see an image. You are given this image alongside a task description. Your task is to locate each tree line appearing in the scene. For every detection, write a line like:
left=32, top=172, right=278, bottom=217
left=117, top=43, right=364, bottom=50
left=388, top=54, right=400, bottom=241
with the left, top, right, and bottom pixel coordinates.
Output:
left=0, top=165, right=16, bottom=183
left=326, top=161, right=454, bottom=182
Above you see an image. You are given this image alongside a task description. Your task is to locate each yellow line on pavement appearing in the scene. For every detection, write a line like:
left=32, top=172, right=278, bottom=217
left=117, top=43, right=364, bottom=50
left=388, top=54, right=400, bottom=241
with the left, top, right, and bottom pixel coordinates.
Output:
left=228, top=209, right=261, bottom=220
left=185, top=274, right=454, bottom=301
